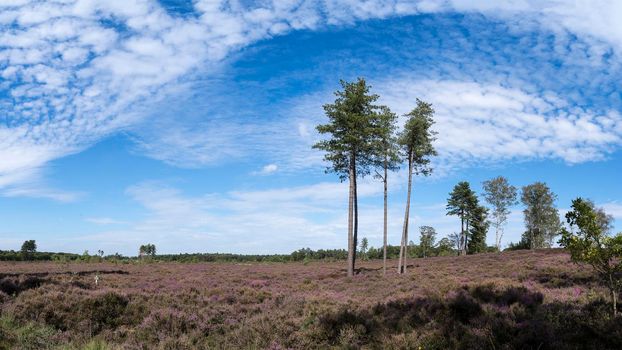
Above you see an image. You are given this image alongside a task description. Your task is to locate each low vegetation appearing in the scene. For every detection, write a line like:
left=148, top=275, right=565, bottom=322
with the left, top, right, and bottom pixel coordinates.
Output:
left=1, top=249, right=621, bottom=349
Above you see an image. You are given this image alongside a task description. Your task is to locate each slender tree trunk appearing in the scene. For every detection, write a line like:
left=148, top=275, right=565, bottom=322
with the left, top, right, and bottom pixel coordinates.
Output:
left=352, top=165, right=358, bottom=275
left=399, top=154, right=414, bottom=274
left=464, top=218, right=469, bottom=255
left=347, top=156, right=355, bottom=277
left=398, top=224, right=405, bottom=274
left=495, top=216, right=501, bottom=251
left=460, top=211, right=465, bottom=256
left=383, top=155, right=388, bottom=276
left=610, top=274, right=618, bottom=317
left=613, top=289, right=618, bottom=317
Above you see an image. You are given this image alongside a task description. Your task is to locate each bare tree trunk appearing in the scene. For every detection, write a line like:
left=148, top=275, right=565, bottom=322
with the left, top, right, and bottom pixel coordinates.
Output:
left=347, top=156, right=355, bottom=277
left=613, top=289, right=618, bottom=317
left=464, top=218, right=469, bottom=255
left=399, top=154, right=414, bottom=274
left=383, top=155, right=388, bottom=276
left=398, top=224, right=405, bottom=274
left=460, top=212, right=465, bottom=256
left=610, top=274, right=618, bottom=317
left=495, top=217, right=501, bottom=251
left=352, top=165, right=358, bottom=275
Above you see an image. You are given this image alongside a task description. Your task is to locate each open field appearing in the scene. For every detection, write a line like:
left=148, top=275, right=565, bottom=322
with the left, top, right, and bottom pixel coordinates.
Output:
left=1, top=249, right=621, bottom=349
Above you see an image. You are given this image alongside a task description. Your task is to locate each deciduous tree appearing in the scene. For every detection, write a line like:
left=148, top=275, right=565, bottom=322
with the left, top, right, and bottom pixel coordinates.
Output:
left=521, top=182, right=561, bottom=249
left=139, top=244, right=156, bottom=257
left=482, top=176, right=517, bottom=250
left=20, top=240, right=36, bottom=260
left=419, top=226, right=437, bottom=258
left=559, top=198, right=622, bottom=317
left=359, top=237, right=369, bottom=261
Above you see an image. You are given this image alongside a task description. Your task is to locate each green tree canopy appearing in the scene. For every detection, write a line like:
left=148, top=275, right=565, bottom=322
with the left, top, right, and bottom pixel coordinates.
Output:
left=468, top=205, right=489, bottom=254
left=419, top=226, right=437, bottom=258
left=482, top=176, right=517, bottom=250
left=20, top=240, right=37, bottom=259
left=139, top=244, right=156, bottom=257
left=398, top=99, right=437, bottom=176
left=521, top=182, right=561, bottom=249
left=559, top=198, right=622, bottom=316
left=313, top=78, right=381, bottom=180
left=446, top=181, right=478, bottom=255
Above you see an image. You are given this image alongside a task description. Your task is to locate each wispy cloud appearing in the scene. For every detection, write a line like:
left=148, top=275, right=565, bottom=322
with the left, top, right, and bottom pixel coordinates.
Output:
left=2, top=0, right=622, bottom=200
left=377, top=79, right=622, bottom=172
left=600, top=202, right=622, bottom=220
left=0, top=0, right=422, bottom=197
left=85, top=217, right=127, bottom=225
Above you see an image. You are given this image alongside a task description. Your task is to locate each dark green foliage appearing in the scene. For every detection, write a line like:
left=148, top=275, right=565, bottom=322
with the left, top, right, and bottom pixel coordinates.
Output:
left=0, top=250, right=82, bottom=262
left=313, top=78, right=382, bottom=180
left=20, top=240, right=37, bottom=260
left=419, top=226, right=437, bottom=258
left=559, top=198, right=622, bottom=316
left=139, top=244, right=156, bottom=257
left=397, top=99, right=437, bottom=177
left=372, top=106, right=400, bottom=174
left=467, top=205, right=489, bottom=254
left=505, top=240, right=531, bottom=251
left=436, top=237, right=456, bottom=256
left=446, top=182, right=480, bottom=255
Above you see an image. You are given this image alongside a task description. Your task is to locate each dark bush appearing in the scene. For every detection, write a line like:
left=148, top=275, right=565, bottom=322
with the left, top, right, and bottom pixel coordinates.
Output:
left=80, top=292, right=129, bottom=333
left=0, top=276, right=46, bottom=296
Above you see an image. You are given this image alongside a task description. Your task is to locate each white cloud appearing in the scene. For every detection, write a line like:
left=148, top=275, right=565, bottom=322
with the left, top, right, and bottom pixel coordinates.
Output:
left=74, top=178, right=538, bottom=254
left=76, top=179, right=401, bottom=254
left=2, top=0, right=622, bottom=200
left=600, top=202, right=622, bottom=220
left=448, top=0, right=622, bottom=55
left=376, top=79, right=622, bottom=172
left=253, top=163, right=278, bottom=175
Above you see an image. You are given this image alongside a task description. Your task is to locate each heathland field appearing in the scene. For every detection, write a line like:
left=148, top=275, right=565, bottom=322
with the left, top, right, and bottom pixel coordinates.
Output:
left=1, top=249, right=621, bottom=349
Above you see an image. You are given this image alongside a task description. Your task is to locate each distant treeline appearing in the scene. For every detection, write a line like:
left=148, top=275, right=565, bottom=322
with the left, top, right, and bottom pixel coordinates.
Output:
left=0, top=250, right=82, bottom=262
left=1, top=242, right=501, bottom=263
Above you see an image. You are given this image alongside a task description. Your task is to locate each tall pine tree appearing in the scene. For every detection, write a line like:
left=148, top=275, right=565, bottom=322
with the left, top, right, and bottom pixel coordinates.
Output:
left=372, top=106, right=400, bottom=276
left=397, top=99, right=437, bottom=274
left=446, top=181, right=478, bottom=255
left=468, top=204, right=489, bottom=254
left=313, top=78, right=382, bottom=277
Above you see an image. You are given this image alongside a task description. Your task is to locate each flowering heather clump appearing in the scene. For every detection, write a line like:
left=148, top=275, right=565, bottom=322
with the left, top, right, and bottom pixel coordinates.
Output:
left=0, top=249, right=621, bottom=349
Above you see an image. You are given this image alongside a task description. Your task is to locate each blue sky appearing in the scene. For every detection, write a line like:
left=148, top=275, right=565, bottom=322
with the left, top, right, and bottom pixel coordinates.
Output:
left=1, top=0, right=621, bottom=255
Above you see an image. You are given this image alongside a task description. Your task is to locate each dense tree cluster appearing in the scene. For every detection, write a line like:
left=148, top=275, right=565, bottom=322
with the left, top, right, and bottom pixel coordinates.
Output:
left=312, top=78, right=606, bottom=281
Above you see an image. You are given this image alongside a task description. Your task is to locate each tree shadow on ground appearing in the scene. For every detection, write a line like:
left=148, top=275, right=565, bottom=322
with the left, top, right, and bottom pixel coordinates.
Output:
left=528, top=270, right=599, bottom=289
left=314, top=284, right=622, bottom=350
